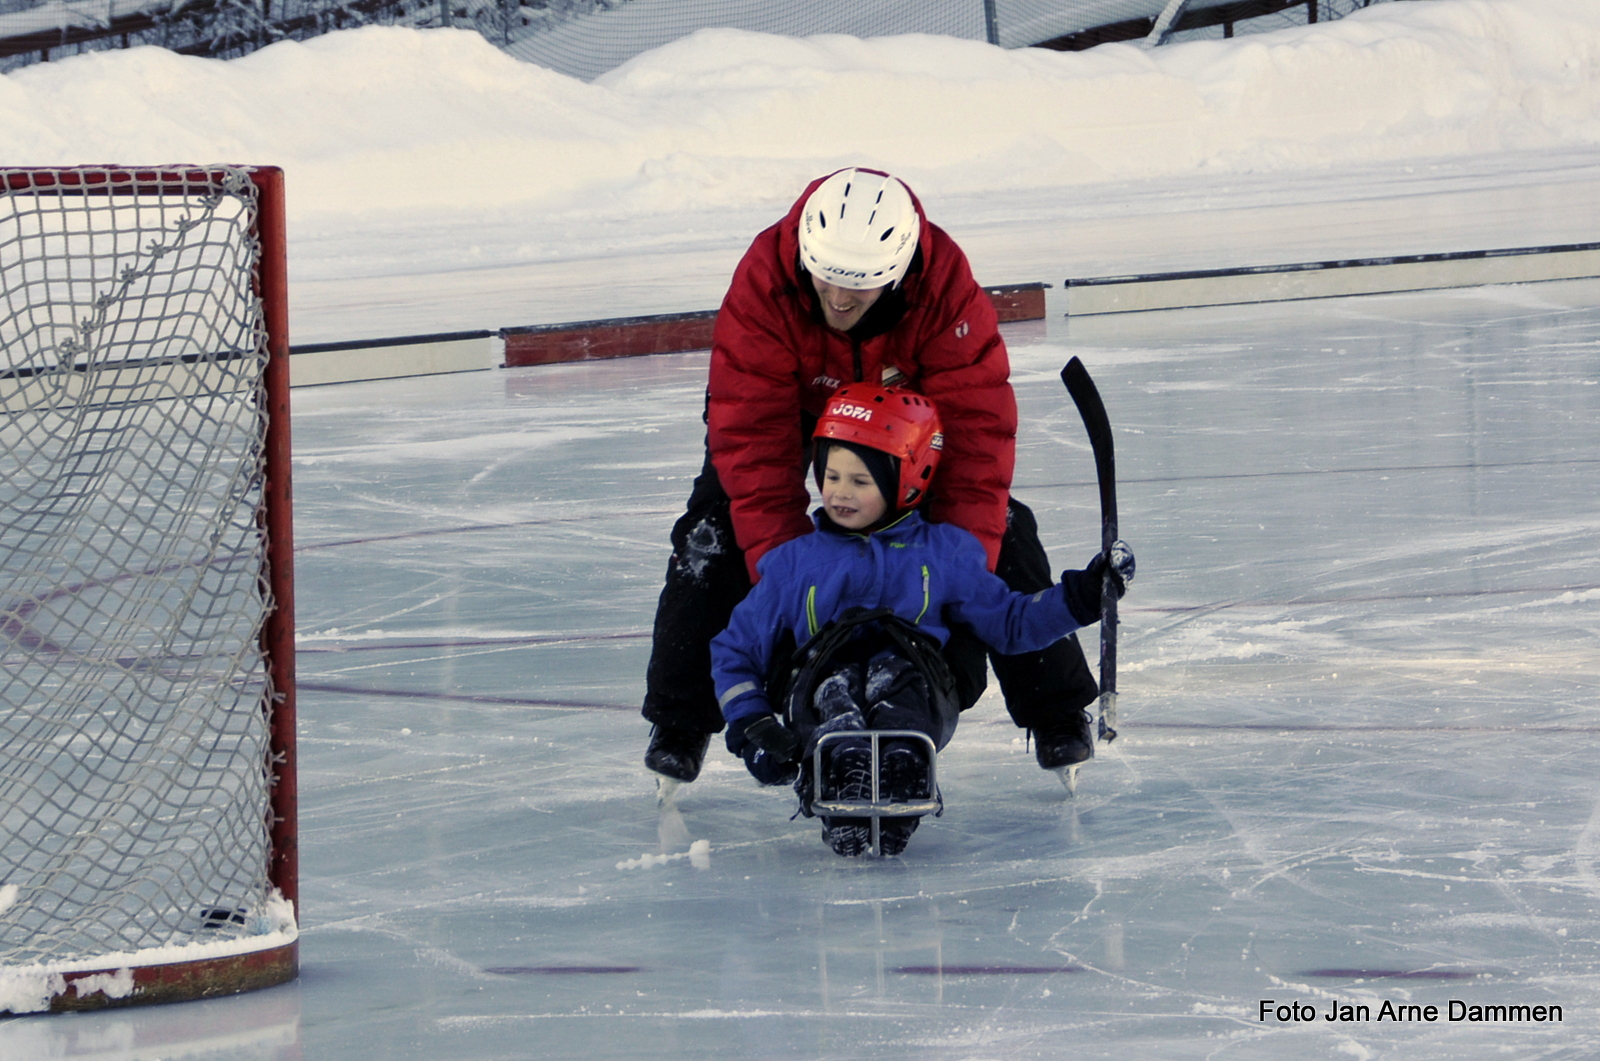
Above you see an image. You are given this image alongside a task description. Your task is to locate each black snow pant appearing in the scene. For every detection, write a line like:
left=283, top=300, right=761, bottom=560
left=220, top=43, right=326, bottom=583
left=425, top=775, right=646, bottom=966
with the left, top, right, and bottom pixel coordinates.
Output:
left=790, top=639, right=947, bottom=753
left=641, top=446, right=1100, bottom=734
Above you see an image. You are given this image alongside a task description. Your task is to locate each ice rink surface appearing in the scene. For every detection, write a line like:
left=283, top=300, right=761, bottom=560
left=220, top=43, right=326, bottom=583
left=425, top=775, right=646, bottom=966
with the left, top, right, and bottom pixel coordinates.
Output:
left=5, top=270, right=1598, bottom=1060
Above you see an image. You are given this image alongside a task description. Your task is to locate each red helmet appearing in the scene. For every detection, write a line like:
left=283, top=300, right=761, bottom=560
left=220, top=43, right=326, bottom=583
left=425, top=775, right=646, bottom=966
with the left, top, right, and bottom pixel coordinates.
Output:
left=813, top=384, right=943, bottom=509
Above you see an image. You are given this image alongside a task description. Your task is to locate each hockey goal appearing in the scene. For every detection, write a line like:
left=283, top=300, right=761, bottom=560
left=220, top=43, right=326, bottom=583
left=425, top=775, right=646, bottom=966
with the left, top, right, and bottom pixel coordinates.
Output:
left=0, top=167, right=296, bottom=1013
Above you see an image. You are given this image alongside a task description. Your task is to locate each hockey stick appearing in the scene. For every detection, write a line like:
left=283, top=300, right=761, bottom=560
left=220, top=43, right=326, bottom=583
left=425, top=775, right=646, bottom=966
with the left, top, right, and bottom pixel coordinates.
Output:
left=1060, top=357, right=1118, bottom=742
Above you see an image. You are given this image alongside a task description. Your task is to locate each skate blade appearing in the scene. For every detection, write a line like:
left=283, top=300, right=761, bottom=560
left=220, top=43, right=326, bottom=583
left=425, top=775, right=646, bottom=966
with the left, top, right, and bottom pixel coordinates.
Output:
left=655, top=775, right=683, bottom=807
left=1054, top=764, right=1081, bottom=796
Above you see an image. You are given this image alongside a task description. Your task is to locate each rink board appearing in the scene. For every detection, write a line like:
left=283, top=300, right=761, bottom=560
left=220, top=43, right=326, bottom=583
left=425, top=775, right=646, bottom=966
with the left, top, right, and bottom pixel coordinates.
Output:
left=1064, top=241, right=1600, bottom=315
left=289, top=331, right=498, bottom=387
left=272, top=246, right=1600, bottom=385
left=500, top=283, right=1049, bottom=368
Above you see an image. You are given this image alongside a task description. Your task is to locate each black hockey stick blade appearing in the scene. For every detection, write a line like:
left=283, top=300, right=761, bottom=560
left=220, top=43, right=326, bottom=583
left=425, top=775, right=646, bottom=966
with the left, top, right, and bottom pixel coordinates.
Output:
left=1061, top=357, right=1116, bottom=535
left=1061, top=357, right=1119, bottom=740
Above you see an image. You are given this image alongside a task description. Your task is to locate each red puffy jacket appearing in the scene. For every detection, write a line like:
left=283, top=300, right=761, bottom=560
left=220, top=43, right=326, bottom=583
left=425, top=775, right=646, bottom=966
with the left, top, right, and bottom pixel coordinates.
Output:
left=708, top=171, right=1018, bottom=582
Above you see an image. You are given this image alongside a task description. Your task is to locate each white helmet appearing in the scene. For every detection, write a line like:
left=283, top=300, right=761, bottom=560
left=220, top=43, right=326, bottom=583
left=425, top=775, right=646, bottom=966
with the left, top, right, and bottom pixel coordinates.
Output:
left=798, top=169, right=921, bottom=290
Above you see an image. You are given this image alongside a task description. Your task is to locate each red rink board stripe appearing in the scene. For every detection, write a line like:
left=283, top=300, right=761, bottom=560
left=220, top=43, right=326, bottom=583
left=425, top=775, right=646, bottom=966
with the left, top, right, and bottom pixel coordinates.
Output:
left=502, top=283, right=1048, bottom=367
left=894, top=964, right=1084, bottom=975
left=484, top=965, right=643, bottom=975
left=1300, top=967, right=1498, bottom=981
left=503, top=309, right=717, bottom=366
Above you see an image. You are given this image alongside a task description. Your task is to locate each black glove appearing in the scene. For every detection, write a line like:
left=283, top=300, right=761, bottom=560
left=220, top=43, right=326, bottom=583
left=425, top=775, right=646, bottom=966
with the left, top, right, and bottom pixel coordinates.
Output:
left=726, top=713, right=801, bottom=786
left=1060, top=539, right=1135, bottom=626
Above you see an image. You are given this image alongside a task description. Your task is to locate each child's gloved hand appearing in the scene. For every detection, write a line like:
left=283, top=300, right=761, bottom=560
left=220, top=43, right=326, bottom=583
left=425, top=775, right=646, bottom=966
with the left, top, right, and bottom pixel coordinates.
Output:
left=727, top=713, right=801, bottom=785
left=1060, top=539, right=1136, bottom=626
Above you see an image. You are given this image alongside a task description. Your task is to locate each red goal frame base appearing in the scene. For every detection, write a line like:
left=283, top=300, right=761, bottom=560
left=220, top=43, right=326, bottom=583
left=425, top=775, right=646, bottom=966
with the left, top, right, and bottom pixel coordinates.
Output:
left=38, top=941, right=298, bottom=1013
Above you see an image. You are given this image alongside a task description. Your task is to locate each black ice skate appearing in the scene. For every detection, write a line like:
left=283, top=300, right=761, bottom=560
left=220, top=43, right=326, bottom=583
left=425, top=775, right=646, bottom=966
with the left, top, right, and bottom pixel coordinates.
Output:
left=1031, top=707, right=1095, bottom=794
left=645, top=725, right=712, bottom=785
left=819, top=742, right=872, bottom=857
left=876, top=743, right=930, bottom=856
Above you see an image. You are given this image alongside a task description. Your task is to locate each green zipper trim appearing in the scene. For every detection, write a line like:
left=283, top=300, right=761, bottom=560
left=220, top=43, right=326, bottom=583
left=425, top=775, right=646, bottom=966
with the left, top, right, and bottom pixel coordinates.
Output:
left=806, top=584, right=819, bottom=638
left=914, top=565, right=930, bottom=625
left=845, top=508, right=916, bottom=545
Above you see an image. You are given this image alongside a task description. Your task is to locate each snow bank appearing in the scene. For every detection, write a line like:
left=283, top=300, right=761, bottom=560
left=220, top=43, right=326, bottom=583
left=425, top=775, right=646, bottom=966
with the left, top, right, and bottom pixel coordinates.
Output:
left=594, top=0, right=1600, bottom=203
left=0, top=1, right=1596, bottom=246
left=3, top=0, right=1600, bottom=292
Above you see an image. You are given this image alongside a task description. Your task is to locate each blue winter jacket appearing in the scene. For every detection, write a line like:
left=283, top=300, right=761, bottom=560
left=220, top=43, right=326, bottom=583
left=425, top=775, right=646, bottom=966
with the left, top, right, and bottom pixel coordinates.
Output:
left=712, top=510, right=1083, bottom=726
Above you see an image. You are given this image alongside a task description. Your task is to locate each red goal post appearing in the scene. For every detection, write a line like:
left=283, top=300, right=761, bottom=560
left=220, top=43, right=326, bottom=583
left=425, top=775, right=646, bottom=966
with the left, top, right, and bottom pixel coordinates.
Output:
left=0, top=166, right=296, bottom=1012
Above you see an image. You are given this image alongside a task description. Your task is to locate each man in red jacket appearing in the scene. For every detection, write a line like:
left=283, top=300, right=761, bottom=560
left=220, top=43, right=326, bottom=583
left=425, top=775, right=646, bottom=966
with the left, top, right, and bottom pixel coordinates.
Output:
left=643, top=167, right=1098, bottom=784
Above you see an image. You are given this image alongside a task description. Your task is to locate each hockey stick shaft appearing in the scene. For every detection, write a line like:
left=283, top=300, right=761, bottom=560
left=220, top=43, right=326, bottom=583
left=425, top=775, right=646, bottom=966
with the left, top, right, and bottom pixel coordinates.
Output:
left=1060, top=357, right=1118, bottom=740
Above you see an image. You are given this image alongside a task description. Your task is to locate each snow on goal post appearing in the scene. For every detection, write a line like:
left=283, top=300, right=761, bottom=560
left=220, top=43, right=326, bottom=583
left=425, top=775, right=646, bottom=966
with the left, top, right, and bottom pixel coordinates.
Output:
left=0, top=166, right=296, bottom=1013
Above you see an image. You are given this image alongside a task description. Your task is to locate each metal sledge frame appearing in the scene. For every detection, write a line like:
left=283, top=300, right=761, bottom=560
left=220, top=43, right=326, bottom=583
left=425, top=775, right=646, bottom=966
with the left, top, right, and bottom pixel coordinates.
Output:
left=810, top=730, right=942, bottom=857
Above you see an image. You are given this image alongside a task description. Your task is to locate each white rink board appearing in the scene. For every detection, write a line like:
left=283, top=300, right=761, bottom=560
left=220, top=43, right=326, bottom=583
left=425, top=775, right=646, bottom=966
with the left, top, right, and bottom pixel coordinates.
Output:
left=1065, top=245, right=1600, bottom=315
left=289, top=334, right=499, bottom=387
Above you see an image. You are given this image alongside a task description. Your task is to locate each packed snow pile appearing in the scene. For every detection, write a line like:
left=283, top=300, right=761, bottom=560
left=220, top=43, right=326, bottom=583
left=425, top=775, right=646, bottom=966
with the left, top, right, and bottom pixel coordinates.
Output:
left=0, top=0, right=1595, bottom=254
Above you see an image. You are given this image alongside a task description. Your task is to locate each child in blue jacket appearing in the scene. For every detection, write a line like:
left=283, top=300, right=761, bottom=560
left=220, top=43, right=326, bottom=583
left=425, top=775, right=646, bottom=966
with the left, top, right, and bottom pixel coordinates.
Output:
left=710, top=384, right=1133, bottom=857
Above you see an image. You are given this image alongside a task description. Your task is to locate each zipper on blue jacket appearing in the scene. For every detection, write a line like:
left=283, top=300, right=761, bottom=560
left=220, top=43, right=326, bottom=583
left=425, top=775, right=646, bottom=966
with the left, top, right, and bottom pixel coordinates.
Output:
left=806, top=584, right=819, bottom=637
left=915, top=565, right=930, bottom=625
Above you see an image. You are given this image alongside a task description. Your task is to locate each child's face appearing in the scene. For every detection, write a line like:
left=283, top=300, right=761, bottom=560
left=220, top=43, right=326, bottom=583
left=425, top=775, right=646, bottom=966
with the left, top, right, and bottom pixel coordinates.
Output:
left=821, top=445, right=889, bottom=530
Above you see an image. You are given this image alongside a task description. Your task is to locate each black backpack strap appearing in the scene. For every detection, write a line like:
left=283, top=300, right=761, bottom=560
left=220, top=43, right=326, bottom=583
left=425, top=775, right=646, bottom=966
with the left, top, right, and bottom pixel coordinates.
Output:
left=778, top=607, right=960, bottom=750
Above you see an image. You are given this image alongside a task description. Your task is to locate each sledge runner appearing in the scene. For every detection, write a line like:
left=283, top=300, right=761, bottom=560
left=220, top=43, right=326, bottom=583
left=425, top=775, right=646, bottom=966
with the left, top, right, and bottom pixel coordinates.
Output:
left=643, top=167, right=1105, bottom=787
left=712, top=385, right=1134, bottom=856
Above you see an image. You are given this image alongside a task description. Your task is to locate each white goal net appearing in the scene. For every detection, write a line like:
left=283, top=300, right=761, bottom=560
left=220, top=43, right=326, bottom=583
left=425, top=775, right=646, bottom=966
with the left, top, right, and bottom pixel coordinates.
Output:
left=0, top=166, right=297, bottom=1013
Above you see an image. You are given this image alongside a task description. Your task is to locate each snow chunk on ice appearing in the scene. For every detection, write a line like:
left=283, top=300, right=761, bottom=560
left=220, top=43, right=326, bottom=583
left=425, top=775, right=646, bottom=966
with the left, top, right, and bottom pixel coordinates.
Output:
left=617, top=839, right=712, bottom=871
